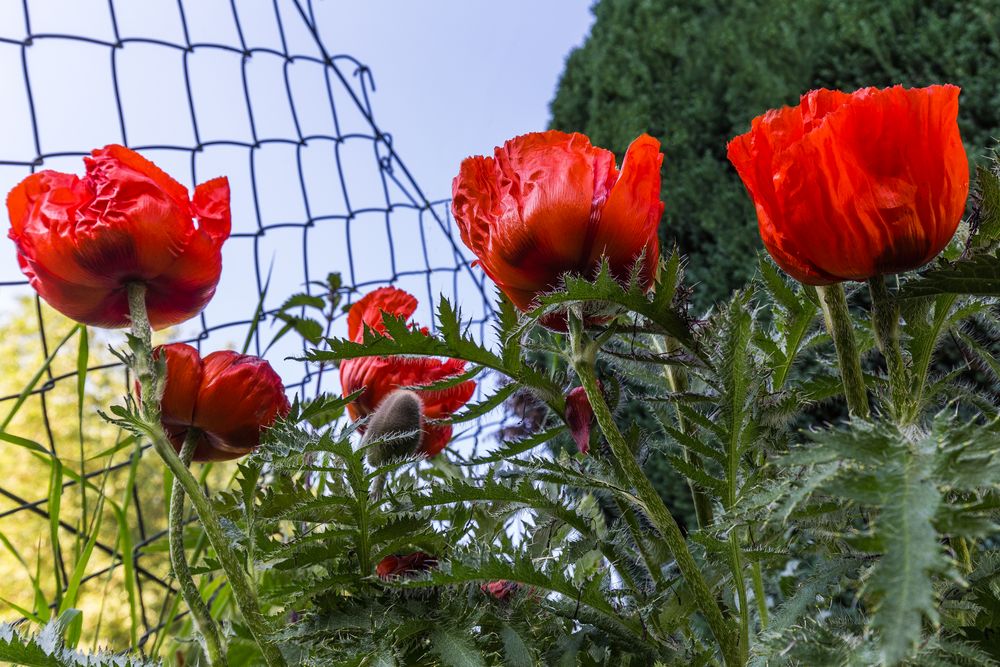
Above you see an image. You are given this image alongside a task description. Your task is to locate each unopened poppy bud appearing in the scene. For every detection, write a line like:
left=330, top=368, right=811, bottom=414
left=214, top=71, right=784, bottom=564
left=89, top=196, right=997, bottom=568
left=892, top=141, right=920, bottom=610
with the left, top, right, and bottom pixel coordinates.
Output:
left=565, top=385, right=597, bottom=455
left=480, top=579, right=523, bottom=601
left=363, top=389, right=424, bottom=466
left=148, top=343, right=289, bottom=462
left=376, top=552, right=437, bottom=580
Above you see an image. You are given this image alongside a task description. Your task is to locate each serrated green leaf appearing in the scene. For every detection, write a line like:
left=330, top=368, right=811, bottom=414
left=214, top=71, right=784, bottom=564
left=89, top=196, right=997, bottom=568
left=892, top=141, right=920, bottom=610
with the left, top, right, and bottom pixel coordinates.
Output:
left=430, top=628, right=486, bottom=667
left=281, top=292, right=327, bottom=310
left=410, top=478, right=592, bottom=535
left=396, top=557, right=645, bottom=640
left=666, top=454, right=726, bottom=498
left=970, top=163, right=1000, bottom=250
left=718, top=293, right=754, bottom=509
left=757, top=256, right=800, bottom=313
left=270, top=313, right=324, bottom=348
left=530, top=259, right=701, bottom=359
left=869, top=451, right=943, bottom=665
left=309, top=297, right=563, bottom=408
left=901, top=253, right=1000, bottom=298
left=461, top=427, right=563, bottom=465
left=448, top=382, right=518, bottom=424
left=0, top=620, right=158, bottom=667
left=659, top=423, right=725, bottom=466
left=401, top=364, right=486, bottom=393
left=755, top=559, right=858, bottom=651
left=499, top=626, right=533, bottom=667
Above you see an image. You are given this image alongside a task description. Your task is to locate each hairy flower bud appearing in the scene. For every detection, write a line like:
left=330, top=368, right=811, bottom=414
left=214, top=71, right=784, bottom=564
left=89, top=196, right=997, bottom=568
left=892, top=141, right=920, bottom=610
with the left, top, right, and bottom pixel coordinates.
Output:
left=362, top=389, right=425, bottom=466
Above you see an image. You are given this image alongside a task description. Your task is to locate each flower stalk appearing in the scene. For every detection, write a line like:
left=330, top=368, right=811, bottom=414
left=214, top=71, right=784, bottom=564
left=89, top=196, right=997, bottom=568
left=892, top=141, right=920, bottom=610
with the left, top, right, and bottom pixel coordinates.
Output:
left=816, top=284, right=870, bottom=419
left=567, top=311, right=738, bottom=666
left=127, top=283, right=286, bottom=667
left=868, top=275, right=911, bottom=422
left=751, top=561, right=768, bottom=629
left=170, top=430, right=228, bottom=666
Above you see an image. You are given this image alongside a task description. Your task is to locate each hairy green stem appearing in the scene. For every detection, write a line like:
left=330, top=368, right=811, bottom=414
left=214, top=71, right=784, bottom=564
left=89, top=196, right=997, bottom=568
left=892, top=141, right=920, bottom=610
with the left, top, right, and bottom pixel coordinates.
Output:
left=127, top=283, right=286, bottom=667
left=816, top=284, right=870, bottom=419
left=569, top=316, right=738, bottom=666
left=957, top=536, right=974, bottom=575
left=170, top=430, right=228, bottom=666
left=652, top=336, right=715, bottom=529
left=751, top=560, right=768, bottom=629
left=868, top=276, right=911, bottom=422
left=728, top=533, right=749, bottom=662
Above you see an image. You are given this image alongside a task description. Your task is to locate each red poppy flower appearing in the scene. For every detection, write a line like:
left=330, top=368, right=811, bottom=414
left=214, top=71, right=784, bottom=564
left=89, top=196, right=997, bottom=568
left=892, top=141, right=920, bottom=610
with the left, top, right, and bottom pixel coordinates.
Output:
left=727, top=85, right=969, bottom=285
left=376, top=552, right=438, bottom=580
left=340, top=287, right=476, bottom=458
left=154, top=343, right=290, bottom=462
left=452, top=131, right=663, bottom=312
left=480, top=580, right=523, bottom=601
left=564, top=386, right=595, bottom=455
left=7, top=145, right=230, bottom=329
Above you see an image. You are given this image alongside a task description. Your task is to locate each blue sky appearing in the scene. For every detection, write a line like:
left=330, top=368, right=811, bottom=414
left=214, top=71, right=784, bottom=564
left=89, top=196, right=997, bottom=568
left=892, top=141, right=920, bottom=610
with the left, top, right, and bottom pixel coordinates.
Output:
left=312, top=1, right=595, bottom=193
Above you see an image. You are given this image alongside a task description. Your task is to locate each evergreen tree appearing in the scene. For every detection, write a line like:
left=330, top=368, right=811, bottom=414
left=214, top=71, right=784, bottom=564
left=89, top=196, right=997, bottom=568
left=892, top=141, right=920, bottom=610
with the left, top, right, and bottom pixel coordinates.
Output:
left=550, top=0, right=1000, bottom=306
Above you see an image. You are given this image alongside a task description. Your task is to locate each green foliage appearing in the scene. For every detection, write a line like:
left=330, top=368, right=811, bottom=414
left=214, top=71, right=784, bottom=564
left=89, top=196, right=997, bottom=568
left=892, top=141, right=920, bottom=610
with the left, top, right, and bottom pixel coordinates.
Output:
left=307, top=293, right=565, bottom=411
left=902, top=252, right=1000, bottom=298
left=242, top=396, right=689, bottom=663
left=549, top=0, right=1000, bottom=307
left=0, top=300, right=177, bottom=652
left=265, top=272, right=347, bottom=354
left=0, top=615, right=157, bottom=667
left=777, top=416, right=1000, bottom=662
left=16, top=161, right=1000, bottom=666
left=532, top=252, right=698, bottom=357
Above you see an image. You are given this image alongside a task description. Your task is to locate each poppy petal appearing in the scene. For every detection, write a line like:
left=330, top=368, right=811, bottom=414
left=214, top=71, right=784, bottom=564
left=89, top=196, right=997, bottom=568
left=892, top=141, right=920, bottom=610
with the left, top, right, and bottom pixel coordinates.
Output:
left=592, top=133, right=663, bottom=286
left=728, top=85, right=968, bottom=284
left=452, top=131, right=662, bottom=313
left=193, top=351, right=290, bottom=456
left=347, top=286, right=419, bottom=342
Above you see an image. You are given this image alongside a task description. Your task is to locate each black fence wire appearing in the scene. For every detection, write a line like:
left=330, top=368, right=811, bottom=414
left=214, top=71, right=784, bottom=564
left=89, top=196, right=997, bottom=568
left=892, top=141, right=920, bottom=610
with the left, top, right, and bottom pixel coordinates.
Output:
left=0, top=0, right=500, bottom=648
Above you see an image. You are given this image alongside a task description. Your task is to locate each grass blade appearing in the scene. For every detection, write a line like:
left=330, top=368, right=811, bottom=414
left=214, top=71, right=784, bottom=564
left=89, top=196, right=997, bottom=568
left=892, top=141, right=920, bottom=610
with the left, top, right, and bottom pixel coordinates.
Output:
left=0, top=324, right=82, bottom=431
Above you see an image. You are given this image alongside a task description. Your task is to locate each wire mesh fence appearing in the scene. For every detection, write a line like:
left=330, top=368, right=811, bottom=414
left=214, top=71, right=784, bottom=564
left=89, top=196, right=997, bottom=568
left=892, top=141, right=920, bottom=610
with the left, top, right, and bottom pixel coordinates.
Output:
left=0, top=0, right=499, bottom=649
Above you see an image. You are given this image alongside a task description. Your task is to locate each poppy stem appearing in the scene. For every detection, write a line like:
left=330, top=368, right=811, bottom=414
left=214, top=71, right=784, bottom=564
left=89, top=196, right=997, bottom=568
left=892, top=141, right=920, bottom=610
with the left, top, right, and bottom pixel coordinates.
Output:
left=126, top=283, right=287, bottom=667
left=568, top=312, right=739, bottom=666
left=816, top=284, right=870, bottom=419
left=169, top=430, right=229, bottom=666
left=751, top=560, right=768, bottom=629
left=867, top=276, right=911, bottom=422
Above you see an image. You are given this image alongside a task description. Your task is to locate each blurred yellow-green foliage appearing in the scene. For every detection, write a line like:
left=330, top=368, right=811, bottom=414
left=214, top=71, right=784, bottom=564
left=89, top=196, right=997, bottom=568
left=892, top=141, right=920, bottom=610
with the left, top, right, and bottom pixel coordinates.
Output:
left=0, top=297, right=239, bottom=655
